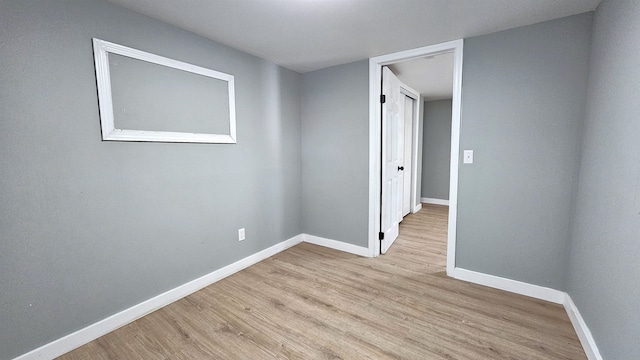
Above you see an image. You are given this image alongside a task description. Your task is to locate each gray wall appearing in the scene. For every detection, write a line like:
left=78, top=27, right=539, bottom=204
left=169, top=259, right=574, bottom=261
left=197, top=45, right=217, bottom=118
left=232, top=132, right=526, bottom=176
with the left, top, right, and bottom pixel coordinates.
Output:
left=109, top=53, right=231, bottom=134
left=421, top=99, right=452, bottom=200
left=0, top=1, right=301, bottom=358
left=567, top=1, right=640, bottom=358
left=301, top=61, right=370, bottom=247
left=456, top=13, right=592, bottom=290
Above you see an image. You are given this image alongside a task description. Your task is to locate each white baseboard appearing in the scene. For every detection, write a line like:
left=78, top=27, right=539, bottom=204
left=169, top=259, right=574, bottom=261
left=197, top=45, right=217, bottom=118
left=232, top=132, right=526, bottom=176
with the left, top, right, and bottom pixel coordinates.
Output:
left=451, top=268, right=601, bottom=358
left=15, top=235, right=304, bottom=360
left=421, top=197, right=449, bottom=206
left=15, top=237, right=601, bottom=360
left=450, top=267, right=566, bottom=304
left=563, top=295, right=603, bottom=360
left=303, top=234, right=373, bottom=257
left=412, top=203, right=423, bottom=213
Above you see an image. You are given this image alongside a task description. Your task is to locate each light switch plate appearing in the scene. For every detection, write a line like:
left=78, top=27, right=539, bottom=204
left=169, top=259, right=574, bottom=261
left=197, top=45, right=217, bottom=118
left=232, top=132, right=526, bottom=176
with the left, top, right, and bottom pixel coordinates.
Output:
left=463, top=150, right=474, bottom=164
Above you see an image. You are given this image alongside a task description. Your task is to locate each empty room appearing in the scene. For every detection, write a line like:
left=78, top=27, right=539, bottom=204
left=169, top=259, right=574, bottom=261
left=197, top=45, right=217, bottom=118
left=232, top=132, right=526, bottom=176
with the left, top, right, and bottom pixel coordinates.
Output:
left=1, top=0, right=638, bottom=359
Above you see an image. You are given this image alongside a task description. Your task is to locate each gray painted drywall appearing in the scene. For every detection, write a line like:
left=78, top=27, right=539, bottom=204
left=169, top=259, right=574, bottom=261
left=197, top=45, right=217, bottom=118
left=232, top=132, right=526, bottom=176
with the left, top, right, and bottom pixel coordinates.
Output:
left=109, top=53, right=231, bottom=134
left=421, top=99, right=452, bottom=200
left=0, top=1, right=301, bottom=358
left=456, top=13, right=592, bottom=290
left=301, top=61, right=369, bottom=247
left=567, top=1, right=640, bottom=358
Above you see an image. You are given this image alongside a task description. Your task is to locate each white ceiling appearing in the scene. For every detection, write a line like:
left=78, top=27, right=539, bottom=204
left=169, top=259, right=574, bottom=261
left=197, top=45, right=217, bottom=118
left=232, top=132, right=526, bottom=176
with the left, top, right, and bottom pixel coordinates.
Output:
left=106, top=0, right=600, bottom=73
left=389, top=53, right=454, bottom=100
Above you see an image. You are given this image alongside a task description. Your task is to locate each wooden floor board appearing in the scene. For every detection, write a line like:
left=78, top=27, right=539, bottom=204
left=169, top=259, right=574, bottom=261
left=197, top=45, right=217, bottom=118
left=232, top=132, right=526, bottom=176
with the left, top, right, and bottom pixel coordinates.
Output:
left=58, top=204, right=586, bottom=359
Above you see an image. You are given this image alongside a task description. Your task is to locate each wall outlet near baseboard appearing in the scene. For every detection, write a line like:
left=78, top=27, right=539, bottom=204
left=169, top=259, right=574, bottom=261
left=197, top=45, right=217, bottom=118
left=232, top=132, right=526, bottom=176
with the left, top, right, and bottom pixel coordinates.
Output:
left=238, top=228, right=245, bottom=241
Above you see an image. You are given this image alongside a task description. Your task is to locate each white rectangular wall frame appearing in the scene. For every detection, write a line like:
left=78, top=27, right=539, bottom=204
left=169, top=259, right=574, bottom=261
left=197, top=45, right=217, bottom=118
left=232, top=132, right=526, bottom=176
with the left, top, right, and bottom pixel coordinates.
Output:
left=92, top=38, right=237, bottom=143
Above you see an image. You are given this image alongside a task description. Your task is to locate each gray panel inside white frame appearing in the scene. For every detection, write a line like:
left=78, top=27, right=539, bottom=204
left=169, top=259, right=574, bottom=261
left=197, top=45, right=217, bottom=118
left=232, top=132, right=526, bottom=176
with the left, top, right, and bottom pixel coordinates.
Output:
left=93, top=38, right=237, bottom=143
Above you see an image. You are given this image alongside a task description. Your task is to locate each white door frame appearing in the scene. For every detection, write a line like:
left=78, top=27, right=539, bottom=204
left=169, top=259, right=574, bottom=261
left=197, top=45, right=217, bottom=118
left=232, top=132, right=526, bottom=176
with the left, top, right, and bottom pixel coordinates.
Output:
left=399, top=83, right=420, bottom=217
left=367, top=39, right=463, bottom=276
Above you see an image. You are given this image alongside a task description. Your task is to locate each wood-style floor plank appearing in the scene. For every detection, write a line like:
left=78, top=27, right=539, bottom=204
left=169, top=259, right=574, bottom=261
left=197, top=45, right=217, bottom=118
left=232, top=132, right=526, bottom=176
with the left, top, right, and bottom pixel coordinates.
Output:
left=58, top=204, right=586, bottom=359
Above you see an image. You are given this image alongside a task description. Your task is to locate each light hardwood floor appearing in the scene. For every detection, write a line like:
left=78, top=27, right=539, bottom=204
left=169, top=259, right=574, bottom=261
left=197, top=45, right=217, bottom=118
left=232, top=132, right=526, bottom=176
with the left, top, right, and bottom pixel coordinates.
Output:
left=59, top=204, right=586, bottom=359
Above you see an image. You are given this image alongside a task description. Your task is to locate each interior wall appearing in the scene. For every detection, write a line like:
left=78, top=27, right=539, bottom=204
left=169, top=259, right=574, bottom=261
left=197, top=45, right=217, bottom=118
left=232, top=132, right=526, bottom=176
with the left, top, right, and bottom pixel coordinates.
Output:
left=567, top=0, right=640, bottom=358
left=0, top=1, right=302, bottom=358
left=456, top=13, right=593, bottom=290
left=300, top=60, right=370, bottom=247
left=421, top=99, right=452, bottom=201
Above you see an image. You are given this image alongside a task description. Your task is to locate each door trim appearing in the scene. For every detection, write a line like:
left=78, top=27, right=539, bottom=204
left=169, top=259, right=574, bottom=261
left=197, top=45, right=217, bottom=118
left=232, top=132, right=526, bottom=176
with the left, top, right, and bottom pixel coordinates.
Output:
left=367, top=39, right=463, bottom=277
left=399, top=84, right=420, bottom=217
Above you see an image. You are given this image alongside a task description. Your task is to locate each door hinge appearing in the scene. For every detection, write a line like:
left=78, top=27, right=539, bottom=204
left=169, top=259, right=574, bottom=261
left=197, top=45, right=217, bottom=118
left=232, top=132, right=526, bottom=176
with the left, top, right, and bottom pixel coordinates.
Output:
left=380, top=94, right=386, bottom=103
left=379, top=232, right=385, bottom=240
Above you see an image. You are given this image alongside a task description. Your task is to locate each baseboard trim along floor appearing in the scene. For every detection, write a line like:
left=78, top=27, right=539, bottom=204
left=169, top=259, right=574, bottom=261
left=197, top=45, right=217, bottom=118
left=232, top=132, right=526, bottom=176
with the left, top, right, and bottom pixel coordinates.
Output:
left=14, top=235, right=304, bottom=360
left=563, top=295, right=603, bottom=360
left=421, top=197, right=450, bottom=206
left=303, top=234, right=372, bottom=257
left=451, top=267, right=602, bottom=360
left=15, top=234, right=600, bottom=360
left=450, top=267, right=566, bottom=304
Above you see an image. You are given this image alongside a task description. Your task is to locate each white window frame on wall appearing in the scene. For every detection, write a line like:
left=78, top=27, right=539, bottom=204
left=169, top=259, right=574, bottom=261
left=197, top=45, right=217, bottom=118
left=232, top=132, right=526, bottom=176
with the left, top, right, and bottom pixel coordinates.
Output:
left=92, top=38, right=237, bottom=144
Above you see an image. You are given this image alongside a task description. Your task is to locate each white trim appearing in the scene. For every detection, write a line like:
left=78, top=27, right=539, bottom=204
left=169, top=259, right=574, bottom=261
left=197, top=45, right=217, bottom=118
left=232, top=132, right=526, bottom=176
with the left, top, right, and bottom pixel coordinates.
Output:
left=421, top=197, right=450, bottom=206
left=367, top=57, right=382, bottom=258
left=400, top=83, right=420, bottom=99
left=303, top=234, right=372, bottom=258
left=447, top=41, right=464, bottom=276
left=14, top=235, right=303, bottom=360
left=399, top=83, right=422, bottom=217
left=412, top=203, right=423, bottom=214
left=103, top=129, right=237, bottom=144
left=92, top=38, right=237, bottom=144
left=450, top=267, right=566, bottom=304
left=564, top=295, right=603, bottom=360
left=368, top=39, right=464, bottom=260
left=412, top=98, right=422, bottom=216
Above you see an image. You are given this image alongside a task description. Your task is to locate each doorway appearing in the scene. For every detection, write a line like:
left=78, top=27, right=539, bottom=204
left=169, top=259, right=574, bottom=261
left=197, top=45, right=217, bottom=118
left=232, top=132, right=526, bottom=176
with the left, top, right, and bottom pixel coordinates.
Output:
left=367, top=40, right=463, bottom=276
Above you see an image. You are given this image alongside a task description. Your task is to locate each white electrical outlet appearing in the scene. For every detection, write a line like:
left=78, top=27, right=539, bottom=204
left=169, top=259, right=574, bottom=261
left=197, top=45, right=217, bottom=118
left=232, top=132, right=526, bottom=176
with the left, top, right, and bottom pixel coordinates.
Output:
left=463, top=150, right=474, bottom=164
left=238, top=228, right=245, bottom=241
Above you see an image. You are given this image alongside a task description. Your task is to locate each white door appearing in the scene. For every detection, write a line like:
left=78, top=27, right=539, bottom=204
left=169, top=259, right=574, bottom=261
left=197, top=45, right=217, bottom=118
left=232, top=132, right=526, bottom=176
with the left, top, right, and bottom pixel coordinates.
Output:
left=402, top=95, right=414, bottom=217
left=380, top=67, right=403, bottom=254
left=397, top=95, right=406, bottom=221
